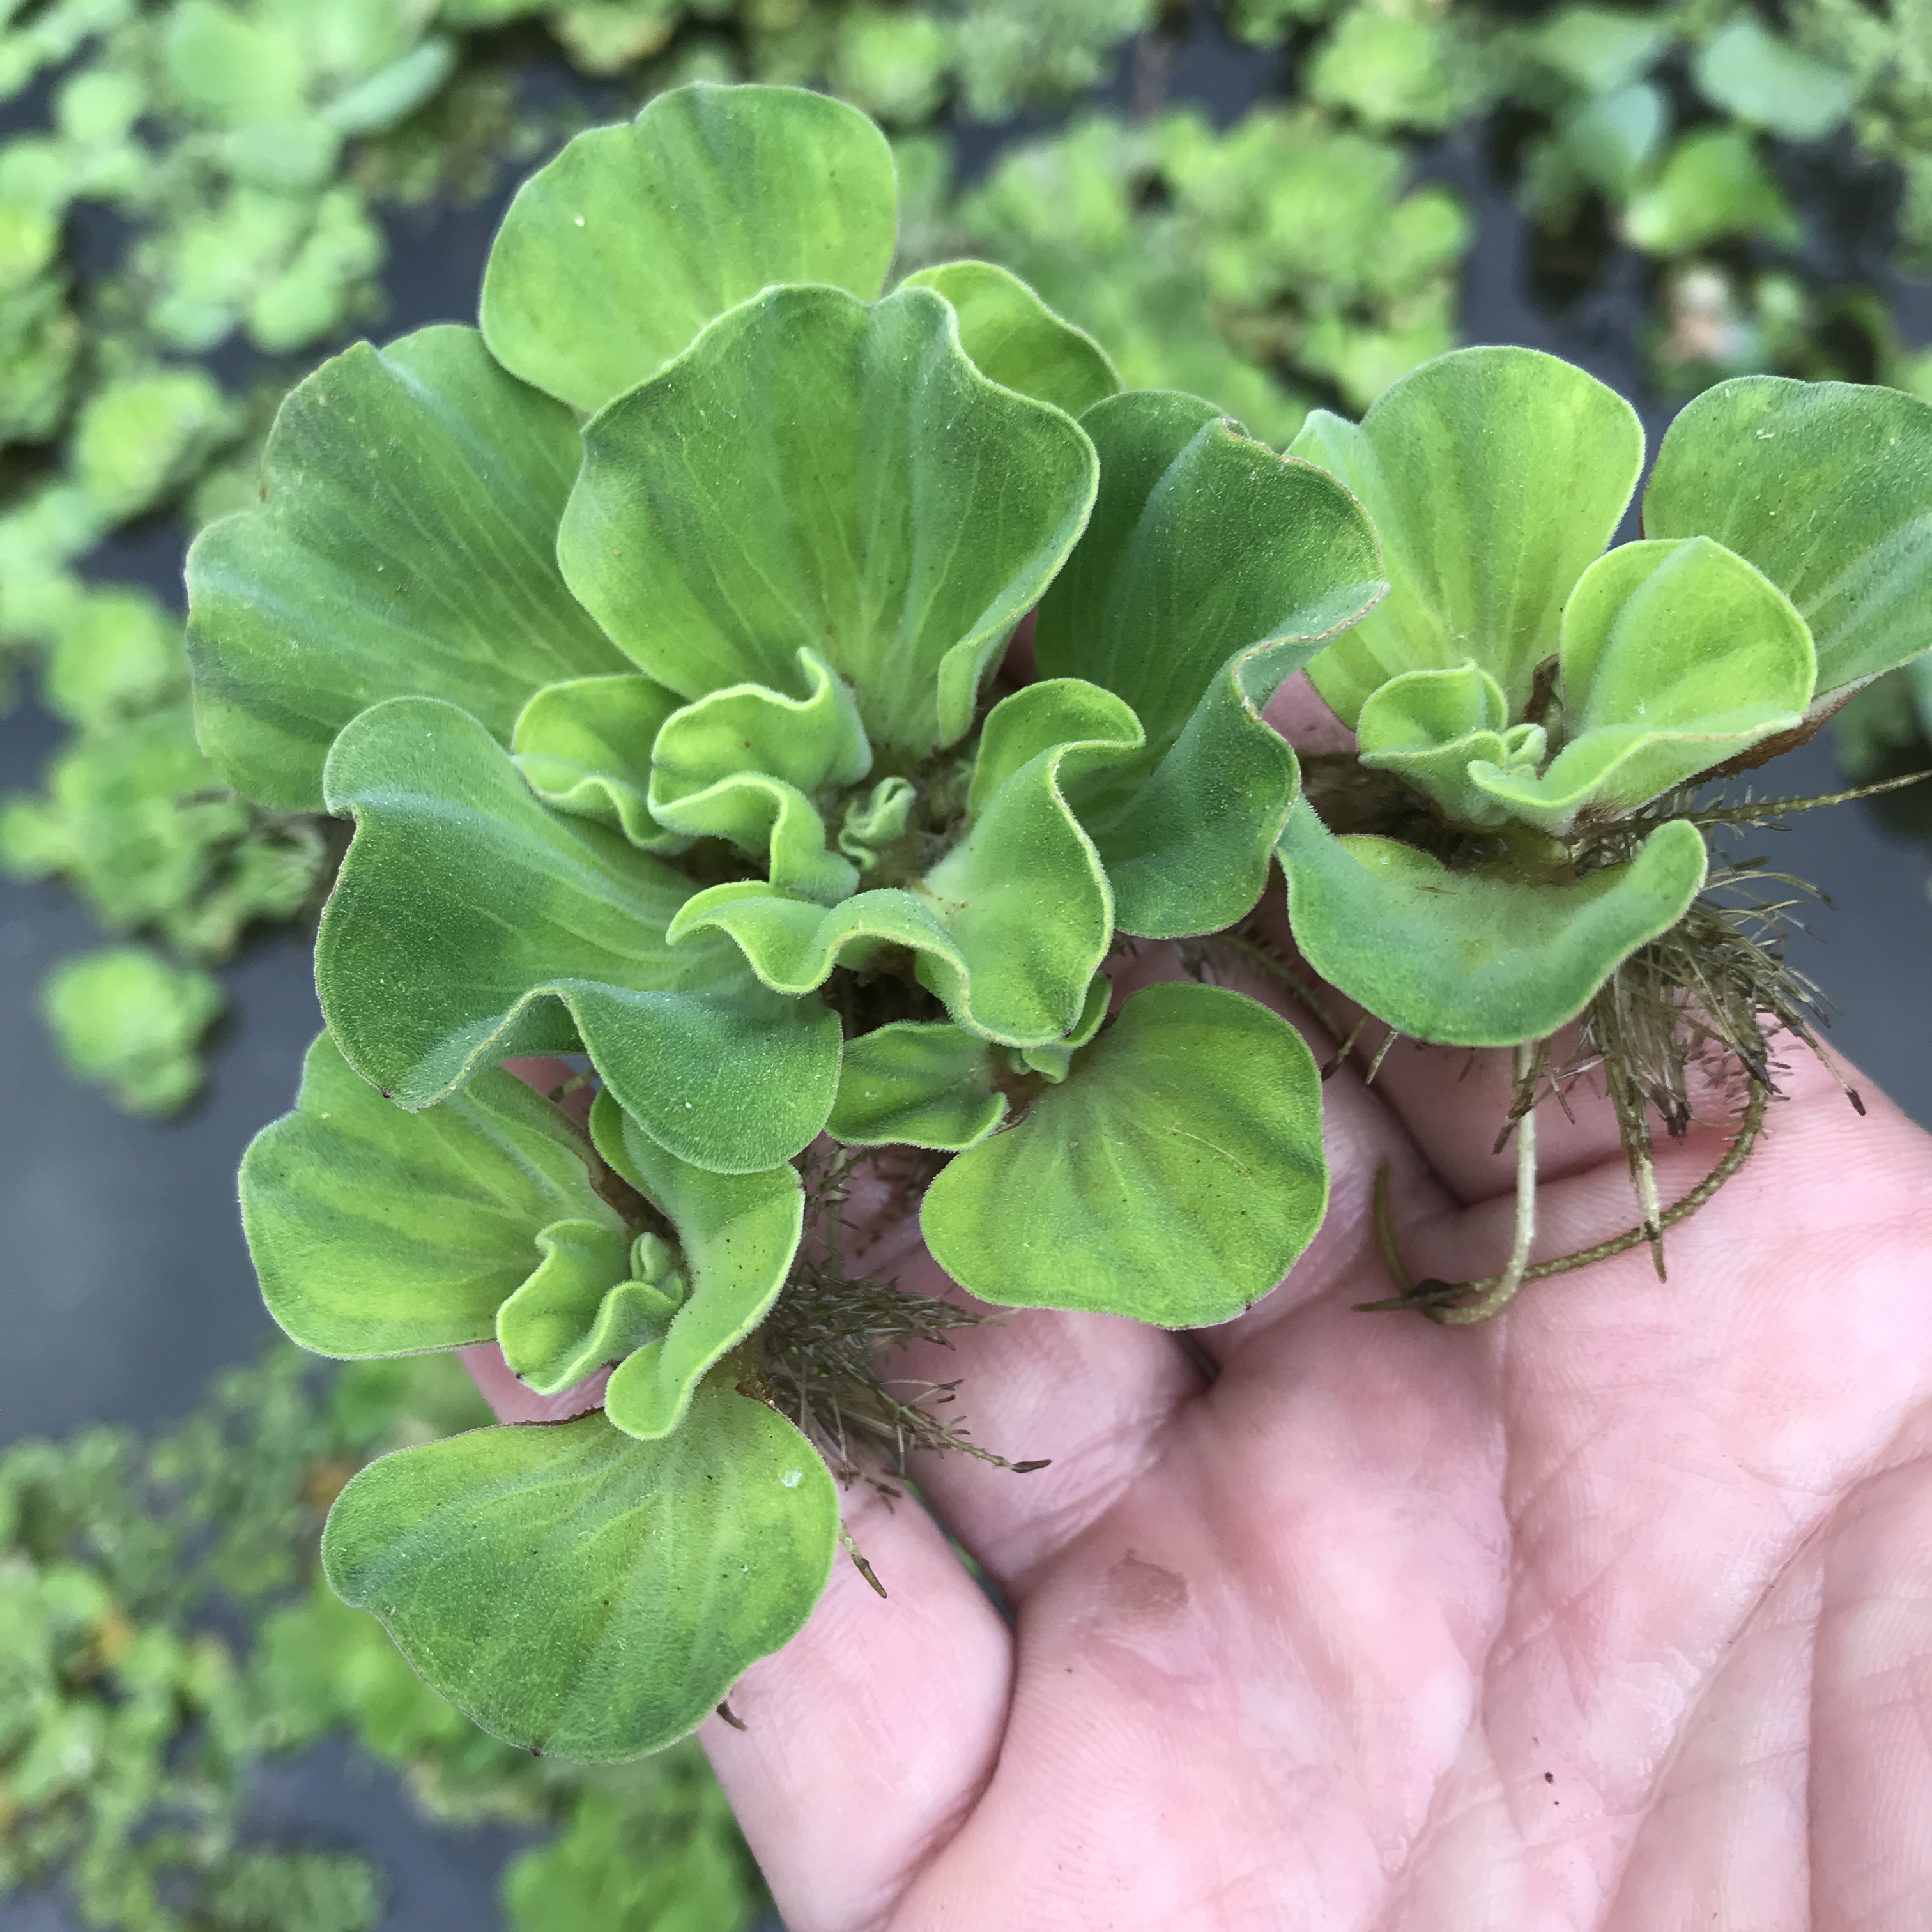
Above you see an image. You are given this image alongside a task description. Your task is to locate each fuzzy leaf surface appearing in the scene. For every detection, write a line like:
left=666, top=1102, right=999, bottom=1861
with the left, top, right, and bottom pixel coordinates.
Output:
left=318, top=698, right=838, bottom=1173
left=1292, top=346, right=1644, bottom=724
left=671, top=679, right=1140, bottom=1045
left=321, top=1390, right=837, bottom=1761
left=1356, top=661, right=1538, bottom=827
left=1279, top=801, right=1708, bottom=1046
left=921, top=981, right=1328, bottom=1326
left=558, top=284, right=1098, bottom=758
left=480, top=82, right=896, bottom=413
left=241, top=1031, right=617, bottom=1359
left=1466, top=536, right=1814, bottom=833
left=648, top=647, right=871, bottom=903
left=187, top=325, right=625, bottom=810
left=826, top=1021, right=1006, bottom=1150
left=899, top=261, right=1120, bottom=417
left=590, top=1092, right=804, bottom=1442
left=495, top=1225, right=683, bottom=1397
left=1644, top=376, right=1932, bottom=696
left=1034, top=391, right=1383, bottom=934
left=511, top=675, right=687, bottom=850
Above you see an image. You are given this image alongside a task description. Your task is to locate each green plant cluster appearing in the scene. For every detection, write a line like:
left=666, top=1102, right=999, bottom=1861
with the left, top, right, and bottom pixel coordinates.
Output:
left=1, top=1342, right=768, bottom=1931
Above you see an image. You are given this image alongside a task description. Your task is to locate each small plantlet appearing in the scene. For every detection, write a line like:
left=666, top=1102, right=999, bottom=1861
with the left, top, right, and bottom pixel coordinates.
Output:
left=1277, top=345, right=1932, bottom=1318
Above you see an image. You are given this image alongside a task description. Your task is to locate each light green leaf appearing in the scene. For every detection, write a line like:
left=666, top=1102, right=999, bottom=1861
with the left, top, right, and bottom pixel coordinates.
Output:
left=1278, top=801, right=1708, bottom=1046
left=648, top=647, right=871, bottom=904
left=827, top=1021, right=1006, bottom=1150
left=1622, top=127, right=1798, bottom=256
left=899, top=260, right=1121, bottom=417
left=1034, top=390, right=1384, bottom=935
left=1292, top=346, right=1644, bottom=724
left=511, top=675, right=688, bottom=851
left=241, top=1031, right=618, bottom=1360
left=1466, top=536, right=1813, bottom=833
left=1644, top=376, right=1932, bottom=696
left=318, top=698, right=839, bottom=1174
left=480, top=82, right=897, bottom=413
left=921, top=981, right=1328, bottom=1326
left=1016, top=969, right=1109, bottom=1082
left=671, top=678, right=1141, bottom=1046
left=590, top=1093, right=804, bottom=1442
left=496, top=1223, right=682, bottom=1396
left=558, top=284, right=1099, bottom=758
left=187, top=325, right=625, bottom=811
left=321, top=1387, right=838, bottom=1760
left=1692, top=18, right=1853, bottom=141
left=1356, top=661, right=1537, bottom=827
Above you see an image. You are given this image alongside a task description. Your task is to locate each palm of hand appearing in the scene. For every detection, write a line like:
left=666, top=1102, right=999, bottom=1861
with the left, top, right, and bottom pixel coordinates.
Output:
left=700, top=946, right=1932, bottom=1932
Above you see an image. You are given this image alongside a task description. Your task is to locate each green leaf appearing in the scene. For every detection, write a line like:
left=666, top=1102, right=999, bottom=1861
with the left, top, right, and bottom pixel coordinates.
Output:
left=321, top=1388, right=838, bottom=1760
left=1466, top=537, right=1813, bottom=833
left=1691, top=18, right=1854, bottom=141
left=241, top=1031, right=618, bottom=1359
left=899, top=261, right=1120, bottom=417
left=1622, top=127, right=1798, bottom=256
left=1278, top=801, right=1708, bottom=1046
left=558, top=284, right=1099, bottom=759
left=187, top=325, right=625, bottom=811
left=1291, top=346, right=1644, bottom=724
left=670, top=678, right=1141, bottom=1046
left=318, top=698, right=839, bottom=1174
left=1644, top=376, right=1932, bottom=696
left=827, top=1021, right=1006, bottom=1150
left=511, top=675, right=688, bottom=852
left=40, top=944, right=223, bottom=1118
left=590, top=1092, right=804, bottom=1441
left=496, top=1223, right=682, bottom=1396
left=1356, top=661, right=1538, bottom=827
left=1034, top=390, right=1384, bottom=935
left=921, top=981, right=1328, bottom=1326
left=480, top=82, right=897, bottom=414
left=648, top=647, right=871, bottom=904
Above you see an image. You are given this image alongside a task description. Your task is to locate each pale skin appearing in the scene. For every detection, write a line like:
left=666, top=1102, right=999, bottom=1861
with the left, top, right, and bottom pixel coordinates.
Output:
left=479, top=680, right=1932, bottom=1930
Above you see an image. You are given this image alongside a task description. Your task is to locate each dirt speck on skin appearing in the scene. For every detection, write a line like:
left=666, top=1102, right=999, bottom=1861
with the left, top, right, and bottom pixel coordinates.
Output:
left=1105, top=1551, right=1189, bottom=1622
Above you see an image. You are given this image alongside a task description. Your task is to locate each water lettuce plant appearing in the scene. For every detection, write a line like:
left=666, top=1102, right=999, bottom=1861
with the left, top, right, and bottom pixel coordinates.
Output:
left=1282, top=344, right=1932, bottom=1318
left=194, top=80, right=1367, bottom=1761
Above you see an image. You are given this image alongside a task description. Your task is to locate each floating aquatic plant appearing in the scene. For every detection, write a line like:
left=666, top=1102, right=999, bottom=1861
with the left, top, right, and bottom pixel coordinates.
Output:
left=197, top=81, right=1375, bottom=1760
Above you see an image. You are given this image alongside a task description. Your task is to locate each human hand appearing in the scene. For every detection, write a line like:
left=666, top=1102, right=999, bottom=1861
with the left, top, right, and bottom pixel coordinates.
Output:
left=665, top=932, right=1932, bottom=1932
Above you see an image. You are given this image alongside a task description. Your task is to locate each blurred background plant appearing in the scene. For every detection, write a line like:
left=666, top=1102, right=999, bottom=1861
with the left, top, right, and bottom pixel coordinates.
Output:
left=5, top=0, right=1932, bottom=1926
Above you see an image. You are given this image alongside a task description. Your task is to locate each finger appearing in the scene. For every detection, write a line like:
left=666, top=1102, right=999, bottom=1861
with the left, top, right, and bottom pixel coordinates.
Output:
left=702, top=1476, right=1011, bottom=1932
left=458, top=1340, right=608, bottom=1424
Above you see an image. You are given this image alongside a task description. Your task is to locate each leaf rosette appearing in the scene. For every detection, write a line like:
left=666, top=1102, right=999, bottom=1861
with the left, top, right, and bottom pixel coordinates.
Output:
left=1280, top=345, right=1932, bottom=1047
left=197, top=83, right=1384, bottom=1759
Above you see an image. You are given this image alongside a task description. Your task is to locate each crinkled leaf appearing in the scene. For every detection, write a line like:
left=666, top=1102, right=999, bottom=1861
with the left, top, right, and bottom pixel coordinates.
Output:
left=1035, top=390, right=1383, bottom=934
left=1356, top=661, right=1538, bottom=827
left=558, top=284, right=1098, bottom=758
left=590, top=1092, right=804, bottom=1441
left=921, top=981, right=1328, bottom=1326
left=480, top=82, right=896, bottom=413
left=1279, top=800, right=1708, bottom=1046
left=648, top=647, right=871, bottom=903
left=240, top=1031, right=618, bottom=1358
left=1467, top=536, right=1814, bottom=833
left=671, top=678, right=1141, bottom=1045
left=1015, top=969, right=1109, bottom=1082
left=511, top=674, right=687, bottom=851
left=321, top=1388, right=837, bottom=1760
left=1292, top=346, right=1645, bottom=724
left=899, top=260, right=1120, bottom=417
left=187, top=325, right=625, bottom=810
left=1644, top=376, right=1932, bottom=696
left=826, top=1020, right=1006, bottom=1150
left=318, top=698, right=839, bottom=1174
left=496, top=1223, right=682, bottom=1396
